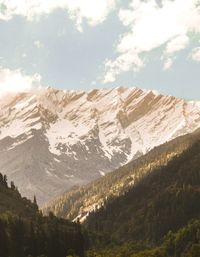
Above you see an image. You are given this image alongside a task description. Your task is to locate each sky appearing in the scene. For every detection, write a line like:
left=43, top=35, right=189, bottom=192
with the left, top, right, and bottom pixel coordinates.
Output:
left=0, top=0, right=200, bottom=100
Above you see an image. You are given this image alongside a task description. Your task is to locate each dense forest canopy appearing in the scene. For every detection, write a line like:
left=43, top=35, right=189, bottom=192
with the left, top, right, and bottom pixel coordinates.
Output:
left=0, top=172, right=85, bottom=257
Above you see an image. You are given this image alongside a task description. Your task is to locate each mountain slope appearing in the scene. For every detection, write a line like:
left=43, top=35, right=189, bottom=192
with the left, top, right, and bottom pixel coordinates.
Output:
left=0, top=173, right=38, bottom=218
left=43, top=129, right=200, bottom=221
left=85, top=131, right=200, bottom=245
left=0, top=173, right=85, bottom=257
left=0, top=87, right=200, bottom=204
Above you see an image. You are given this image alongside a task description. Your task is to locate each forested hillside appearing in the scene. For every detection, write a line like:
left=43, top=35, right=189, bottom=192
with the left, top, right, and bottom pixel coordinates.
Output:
left=43, top=129, right=200, bottom=222
left=86, top=220, right=200, bottom=257
left=85, top=135, right=200, bottom=246
left=0, top=173, right=85, bottom=257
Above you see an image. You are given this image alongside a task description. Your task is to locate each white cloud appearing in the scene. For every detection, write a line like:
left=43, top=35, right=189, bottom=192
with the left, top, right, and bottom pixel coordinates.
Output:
left=163, top=58, right=174, bottom=70
left=162, top=35, right=189, bottom=70
left=34, top=40, right=43, bottom=49
left=0, top=0, right=117, bottom=31
left=190, top=47, right=200, bottom=62
left=164, top=35, right=189, bottom=55
left=103, top=0, right=200, bottom=83
left=103, top=51, right=144, bottom=83
left=0, top=68, right=42, bottom=96
left=66, top=0, right=117, bottom=32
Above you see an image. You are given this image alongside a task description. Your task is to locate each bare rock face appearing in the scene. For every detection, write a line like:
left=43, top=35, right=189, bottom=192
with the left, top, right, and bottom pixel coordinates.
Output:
left=0, top=86, right=200, bottom=205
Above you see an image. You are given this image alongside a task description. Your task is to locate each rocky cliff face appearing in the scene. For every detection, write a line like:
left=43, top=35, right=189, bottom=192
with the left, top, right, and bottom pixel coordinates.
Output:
left=0, top=86, right=200, bottom=205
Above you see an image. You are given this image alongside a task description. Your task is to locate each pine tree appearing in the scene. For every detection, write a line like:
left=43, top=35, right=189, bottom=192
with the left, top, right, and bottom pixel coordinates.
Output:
left=33, top=195, right=37, bottom=205
left=29, top=222, right=38, bottom=257
left=33, top=195, right=38, bottom=211
left=3, top=174, right=8, bottom=187
left=0, top=172, right=3, bottom=184
left=10, top=181, right=15, bottom=191
left=0, top=219, right=8, bottom=257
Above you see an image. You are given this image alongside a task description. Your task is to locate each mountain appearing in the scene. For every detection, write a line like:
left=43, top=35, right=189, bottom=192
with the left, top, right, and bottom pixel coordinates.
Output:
left=85, top=131, right=200, bottom=246
left=0, top=87, right=200, bottom=205
left=0, top=173, right=85, bottom=257
left=43, top=129, right=200, bottom=221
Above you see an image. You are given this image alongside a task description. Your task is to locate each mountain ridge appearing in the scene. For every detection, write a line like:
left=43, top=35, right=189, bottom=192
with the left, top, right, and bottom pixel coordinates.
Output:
left=0, top=86, right=200, bottom=205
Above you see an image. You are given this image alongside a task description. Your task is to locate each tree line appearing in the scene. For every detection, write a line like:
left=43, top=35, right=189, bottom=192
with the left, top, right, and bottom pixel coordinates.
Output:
left=0, top=172, right=85, bottom=257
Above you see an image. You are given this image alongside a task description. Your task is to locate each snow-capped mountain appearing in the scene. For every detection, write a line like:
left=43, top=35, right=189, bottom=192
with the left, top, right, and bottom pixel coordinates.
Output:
left=0, top=86, right=200, bottom=205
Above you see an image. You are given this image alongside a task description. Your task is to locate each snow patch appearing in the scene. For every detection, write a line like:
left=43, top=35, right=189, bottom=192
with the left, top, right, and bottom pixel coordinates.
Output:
left=0, top=119, right=41, bottom=140
left=99, top=170, right=105, bottom=176
left=64, top=174, right=74, bottom=178
left=54, top=157, right=61, bottom=163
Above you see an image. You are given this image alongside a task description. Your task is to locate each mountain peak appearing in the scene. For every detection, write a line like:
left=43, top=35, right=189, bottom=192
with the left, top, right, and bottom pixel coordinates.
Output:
left=0, top=86, right=200, bottom=205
